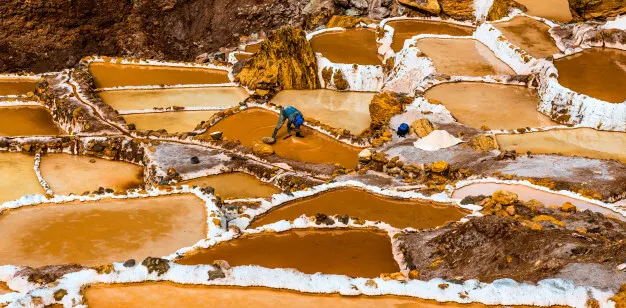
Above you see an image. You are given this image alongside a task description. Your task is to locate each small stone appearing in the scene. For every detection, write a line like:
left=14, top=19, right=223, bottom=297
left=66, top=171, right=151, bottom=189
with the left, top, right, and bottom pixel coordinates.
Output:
left=210, top=131, right=223, bottom=140
left=89, top=159, right=96, bottom=163
left=408, top=269, right=419, bottom=279
left=365, top=279, right=378, bottom=288
left=438, top=283, right=449, bottom=290
left=315, top=213, right=335, bottom=225
left=492, top=190, right=518, bottom=205
left=190, top=156, right=200, bottom=164
left=252, top=142, right=274, bottom=156
left=358, top=148, right=372, bottom=163
left=123, top=259, right=136, bottom=267
left=505, top=205, right=516, bottom=216
left=141, top=257, right=170, bottom=276
left=575, top=227, right=587, bottom=234
left=372, top=152, right=388, bottom=163
left=337, top=214, right=349, bottom=224
left=411, top=118, right=435, bottom=138
left=532, top=215, right=566, bottom=227
left=53, top=289, right=67, bottom=301
left=208, top=268, right=226, bottom=280
left=431, top=161, right=449, bottom=173
left=560, top=202, right=577, bottom=213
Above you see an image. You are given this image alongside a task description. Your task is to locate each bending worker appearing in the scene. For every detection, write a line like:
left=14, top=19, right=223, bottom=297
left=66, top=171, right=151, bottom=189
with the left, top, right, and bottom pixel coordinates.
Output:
left=272, top=105, right=305, bottom=140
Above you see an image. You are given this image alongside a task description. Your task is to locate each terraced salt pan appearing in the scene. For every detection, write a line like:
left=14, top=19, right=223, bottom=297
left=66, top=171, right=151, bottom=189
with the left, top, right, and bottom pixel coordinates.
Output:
left=453, top=183, right=625, bottom=219
left=309, top=29, right=381, bottom=65
left=0, top=153, right=43, bottom=204
left=0, top=106, right=64, bottom=136
left=497, top=128, right=626, bottom=163
left=40, top=154, right=143, bottom=195
left=494, top=16, right=560, bottom=59
left=203, top=108, right=360, bottom=168
left=249, top=188, right=468, bottom=229
left=98, top=87, right=248, bottom=111
left=84, top=283, right=490, bottom=308
left=177, top=229, right=399, bottom=278
left=270, top=90, right=375, bottom=134
left=386, top=20, right=474, bottom=52
left=415, top=38, right=514, bottom=76
left=182, top=172, right=280, bottom=199
left=89, top=63, right=230, bottom=88
left=245, top=42, right=261, bottom=53
left=514, top=0, right=573, bottom=22
left=554, top=48, right=626, bottom=103
left=123, top=111, right=218, bottom=133
left=424, top=82, right=556, bottom=130
left=0, top=195, right=207, bottom=267
left=0, top=79, right=39, bottom=96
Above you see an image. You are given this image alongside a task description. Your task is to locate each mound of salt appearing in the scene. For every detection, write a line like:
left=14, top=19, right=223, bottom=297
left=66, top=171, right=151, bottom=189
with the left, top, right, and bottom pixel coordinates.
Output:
left=413, top=130, right=462, bottom=151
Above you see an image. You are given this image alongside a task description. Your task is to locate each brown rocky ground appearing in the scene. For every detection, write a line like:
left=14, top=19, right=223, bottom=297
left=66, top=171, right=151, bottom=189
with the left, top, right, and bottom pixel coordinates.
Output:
left=399, top=191, right=626, bottom=290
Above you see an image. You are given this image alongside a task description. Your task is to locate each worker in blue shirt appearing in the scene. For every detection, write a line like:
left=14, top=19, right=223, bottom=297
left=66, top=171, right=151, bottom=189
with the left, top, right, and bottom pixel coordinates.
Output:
left=271, top=106, right=305, bottom=140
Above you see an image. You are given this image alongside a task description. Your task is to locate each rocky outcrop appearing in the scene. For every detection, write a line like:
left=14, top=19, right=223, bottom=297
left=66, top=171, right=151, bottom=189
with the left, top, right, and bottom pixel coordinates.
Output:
left=366, top=92, right=412, bottom=137
left=569, top=0, right=626, bottom=20
left=399, top=191, right=626, bottom=285
left=325, top=15, right=376, bottom=28
left=487, top=0, right=527, bottom=21
left=235, top=27, right=319, bottom=96
left=0, top=0, right=310, bottom=73
left=411, top=118, right=435, bottom=137
left=438, top=0, right=475, bottom=20
left=469, top=135, right=498, bottom=151
left=398, top=0, right=441, bottom=15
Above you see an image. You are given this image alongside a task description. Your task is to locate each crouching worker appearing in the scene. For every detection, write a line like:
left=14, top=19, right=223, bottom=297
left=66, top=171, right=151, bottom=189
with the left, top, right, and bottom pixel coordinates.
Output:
left=271, top=106, right=305, bottom=140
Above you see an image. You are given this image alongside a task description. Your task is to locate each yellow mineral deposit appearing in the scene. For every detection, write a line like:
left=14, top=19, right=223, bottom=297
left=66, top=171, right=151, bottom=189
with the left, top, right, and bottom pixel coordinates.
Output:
left=271, top=90, right=375, bottom=134
left=203, top=108, right=360, bottom=168
left=249, top=188, right=468, bottom=229
left=415, top=38, right=514, bottom=76
left=40, top=154, right=143, bottom=195
left=0, top=195, right=207, bottom=267
left=98, top=87, right=248, bottom=111
left=452, top=183, right=625, bottom=219
left=0, top=282, right=12, bottom=295
left=181, top=172, right=280, bottom=199
left=0, top=79, right=40, bottom=96
left=386, top=20, right=474, bottom=52
left=0, top=106, right=64, bottom=137
left=177, top=229, right=399, bottom=278
left=496, top=128, right=626, bottom=163
left=494, top=16, right=560, bottom=59
left=514, top=0, right=573, bottom=22
left=0, top=153, right=43, bottom=204
left=554, top=48, right=626, bottom=103
left=89, top=63, right=231, bottom=88
left=123, top=111, right=218, bottom=133
left=309, top=29, right=382, bottom=65
left=84, top=283, right=491, bottom=308
left=424, top=82, right=556, bottom=130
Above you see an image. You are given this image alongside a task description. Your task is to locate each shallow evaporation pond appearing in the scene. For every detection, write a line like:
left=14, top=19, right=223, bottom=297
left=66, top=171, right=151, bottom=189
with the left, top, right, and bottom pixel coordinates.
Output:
left=98, top=87, right=248, bottom=111
left=309, top=29, right=381, bottom=65
left=84, top=283, right=492, bottom=308
left=177, top=229, right=399, bottom=278
left=0, top=153, right=43, bottom=204
left=554, top=48, right=626, bottom=103
left=494, top=16, right=560, bottom=59
left=249, top=188, right=468, bottom=229
left=415, top=38, right=514, bottom=76
left=123, top=111, right=217, bottom=133
left=181, top=172, right=280, bottom=199
left=386, top=20, right=474, bottom=53
left=234, top=53, right=253, bottom=62
left=0, top=79, right=40, bottom=96
left=497, top=128, right=626, bottom=163
left=0, top=194, right=207, bottom=267
left=89, top=63, right=231, bottom=88
left=270, top=89, right=375, bottom=134
left=202, top=108, right=360, bottom=168
left=40, top=154, right=143, bottom=195
left=0, top=106, right=64, bottom=137
left=514, top=0, right=572, bottom=22
left=424, top=82, right=556, bottom=130
left=452, top=183, right=625, bottom=220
